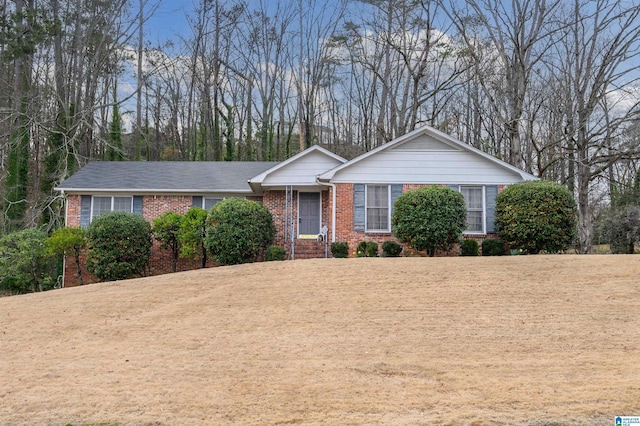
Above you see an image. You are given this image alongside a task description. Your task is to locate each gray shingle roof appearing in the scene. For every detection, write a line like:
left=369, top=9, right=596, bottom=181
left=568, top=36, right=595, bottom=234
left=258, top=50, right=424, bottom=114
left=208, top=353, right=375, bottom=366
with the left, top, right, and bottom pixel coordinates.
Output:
left=55, top=161, right=279, bottom=193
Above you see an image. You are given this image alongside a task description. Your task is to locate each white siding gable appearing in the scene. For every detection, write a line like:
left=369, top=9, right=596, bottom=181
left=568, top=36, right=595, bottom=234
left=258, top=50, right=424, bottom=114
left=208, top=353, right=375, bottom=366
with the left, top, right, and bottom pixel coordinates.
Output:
left=390, top=134, right=460, bottom=152
left=331, top=134, right=527, bottom=185
left=262, top=150, right=344, bottom=186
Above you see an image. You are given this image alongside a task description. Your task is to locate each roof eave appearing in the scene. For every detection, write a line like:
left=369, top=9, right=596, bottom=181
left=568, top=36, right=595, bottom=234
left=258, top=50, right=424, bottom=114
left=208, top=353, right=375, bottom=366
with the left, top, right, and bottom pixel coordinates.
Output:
left=55, top=188, right=257, bottom=194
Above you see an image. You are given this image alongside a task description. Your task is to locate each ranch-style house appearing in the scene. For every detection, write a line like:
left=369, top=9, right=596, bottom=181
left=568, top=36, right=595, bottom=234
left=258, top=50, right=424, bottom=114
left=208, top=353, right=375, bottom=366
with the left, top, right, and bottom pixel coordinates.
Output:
left=56, top=125, right=537, bottom=286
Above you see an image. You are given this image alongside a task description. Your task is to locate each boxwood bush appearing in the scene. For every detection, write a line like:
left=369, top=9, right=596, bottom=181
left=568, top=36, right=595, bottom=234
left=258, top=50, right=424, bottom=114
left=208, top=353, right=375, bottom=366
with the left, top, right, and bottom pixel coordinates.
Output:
left=205, top=198, right=276, bottom=265
left=86, top=211, right=152, bottom=281
left=381, top=241, right=403, bottom=257
left=265, top=245, right=286, bottom=261
left=356, top=241, right=378, bottom=257
left=460, top=239, right=479, bottom=256
left=481, top=238, right=506, bottom=256
left=331, top=242, right=349, bottom=258
left=495, top=180, right=577, bottom=254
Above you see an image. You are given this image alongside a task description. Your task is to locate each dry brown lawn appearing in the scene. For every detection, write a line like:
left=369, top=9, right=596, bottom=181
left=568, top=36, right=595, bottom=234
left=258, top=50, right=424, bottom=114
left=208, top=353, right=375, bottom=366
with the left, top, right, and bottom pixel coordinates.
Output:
left=0, top=255, right=639, bottom=425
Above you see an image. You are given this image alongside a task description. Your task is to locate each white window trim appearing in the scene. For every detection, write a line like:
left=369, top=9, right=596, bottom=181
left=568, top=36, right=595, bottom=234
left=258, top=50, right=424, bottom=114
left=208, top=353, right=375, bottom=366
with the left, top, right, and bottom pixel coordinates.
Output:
left=365, top=184, right=391, bottom=233
left=459, top=185, right=486, bottom=234
left=298, top=191, right=322, bottom=239
left=90, top=195, right=133, bottom=221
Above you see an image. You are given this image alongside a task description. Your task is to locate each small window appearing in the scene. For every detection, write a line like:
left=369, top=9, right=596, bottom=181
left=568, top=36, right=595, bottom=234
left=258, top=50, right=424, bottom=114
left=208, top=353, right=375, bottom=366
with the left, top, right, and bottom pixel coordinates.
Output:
left=460, top=186, right=484, bottom=233
left=113, top=196, right=133, bottom=212
left=204, top=197, right=223, bottom=210
left=366, top=185, right=390, bottom=232
left=92, top=196, right=112, bottom=217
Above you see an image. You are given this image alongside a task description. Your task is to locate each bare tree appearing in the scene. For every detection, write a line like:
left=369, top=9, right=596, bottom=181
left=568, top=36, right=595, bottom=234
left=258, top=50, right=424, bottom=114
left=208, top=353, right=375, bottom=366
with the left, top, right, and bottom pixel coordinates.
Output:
left=339, top=0, right=467, bottom=149
left=548, top=0, right=640, bottom=253
left=441, top=0, right=561, bottom=170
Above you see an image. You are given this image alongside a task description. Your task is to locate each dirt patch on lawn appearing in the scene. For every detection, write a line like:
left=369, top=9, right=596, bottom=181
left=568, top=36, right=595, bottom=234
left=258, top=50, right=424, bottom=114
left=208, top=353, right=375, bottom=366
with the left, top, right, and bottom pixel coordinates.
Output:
left=1, top=255, right=639, bottom=425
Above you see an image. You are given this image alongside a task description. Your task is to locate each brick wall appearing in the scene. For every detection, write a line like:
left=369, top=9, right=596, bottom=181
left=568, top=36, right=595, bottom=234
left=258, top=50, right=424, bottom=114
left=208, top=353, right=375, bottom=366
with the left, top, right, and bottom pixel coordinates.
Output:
left=332, top=183, right=401, bottom=257
left=263, top=189, right=330, bottom=259
left=330, top=183, right=507, bottom=258
left=65, top=194, right=82, bottom=228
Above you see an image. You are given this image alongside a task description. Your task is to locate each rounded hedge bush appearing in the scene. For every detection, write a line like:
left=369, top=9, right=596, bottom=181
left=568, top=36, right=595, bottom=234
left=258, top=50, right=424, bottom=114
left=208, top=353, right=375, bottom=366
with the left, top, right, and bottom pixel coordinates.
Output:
left=460, top=239, right=479, bottom=256
left=205, top=198, right=276, bottom=265
left=495, top=180, right=577, bottom=254
left=331, top=242, right=349, bottom=258
left=86, top=211, right=152, bottom=281
left=356, top=241, right=378, bottom=257
left=392, top=185, right=466, bottom=257
left=265, top=245, right=286, bottom=261
left=481, top=238, right=506, bottom=256
left=381, top=240, right=403, bottom=257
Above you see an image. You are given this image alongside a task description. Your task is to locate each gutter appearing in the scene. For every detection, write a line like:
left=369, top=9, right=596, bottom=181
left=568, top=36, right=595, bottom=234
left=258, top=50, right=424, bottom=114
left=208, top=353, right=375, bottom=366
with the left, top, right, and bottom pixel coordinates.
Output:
left=53, top=188, right=257, bottom=194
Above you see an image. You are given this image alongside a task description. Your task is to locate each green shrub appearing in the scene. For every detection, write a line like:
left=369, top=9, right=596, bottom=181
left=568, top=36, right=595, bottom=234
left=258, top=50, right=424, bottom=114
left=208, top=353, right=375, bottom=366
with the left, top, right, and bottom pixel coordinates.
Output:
left=356, top=241, right=378, bottom=257
left=596, top=205, right=640, bottom=254
left=86, top=211, right=152, bottom=281
left=205, top=198, right=276, bottom=266
left=265, top=245, right=286, bottom=261
left=482, top=238, right=506, bottom=256
left=381, top=240, right=403, bottom=257
left=180, top=207, right=209, bottom=268
left=495, top=180, right=577, bottom=254
left=0, top=228, right=55, bottom=294
left=460, top=239, right=479, bottom=256
left=392, top=186, right=466, bottom=256
left=152, top=212, right=183, bottom=273
left=331, top=242, right=349, bottom=258
left=46, top=227, right=87, bottom=285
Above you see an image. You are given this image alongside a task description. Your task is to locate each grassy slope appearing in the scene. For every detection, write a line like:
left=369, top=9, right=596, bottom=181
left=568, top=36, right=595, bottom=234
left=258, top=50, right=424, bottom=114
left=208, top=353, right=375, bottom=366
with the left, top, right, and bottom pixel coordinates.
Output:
left=0, top=256, right=639, bottom=425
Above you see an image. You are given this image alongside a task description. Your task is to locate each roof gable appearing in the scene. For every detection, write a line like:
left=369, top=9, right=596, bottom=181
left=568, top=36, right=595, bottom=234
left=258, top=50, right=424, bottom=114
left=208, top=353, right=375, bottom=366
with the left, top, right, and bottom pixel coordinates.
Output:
left=318, top=125, right=537, bottom=185
left=249, top=145, right=346, bottom=188
left=390, top=134, right=460, bottom=152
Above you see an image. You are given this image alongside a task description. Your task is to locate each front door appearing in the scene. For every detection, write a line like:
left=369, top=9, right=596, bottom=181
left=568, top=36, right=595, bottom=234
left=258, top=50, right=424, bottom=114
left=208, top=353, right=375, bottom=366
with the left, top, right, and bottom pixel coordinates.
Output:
left=299, top=192, right=321, bottom=236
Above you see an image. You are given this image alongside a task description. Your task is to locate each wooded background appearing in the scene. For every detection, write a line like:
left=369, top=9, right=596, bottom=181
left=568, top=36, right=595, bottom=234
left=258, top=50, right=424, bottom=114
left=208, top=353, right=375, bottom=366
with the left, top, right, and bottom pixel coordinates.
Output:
left=1, top=0, right=639, bottom=253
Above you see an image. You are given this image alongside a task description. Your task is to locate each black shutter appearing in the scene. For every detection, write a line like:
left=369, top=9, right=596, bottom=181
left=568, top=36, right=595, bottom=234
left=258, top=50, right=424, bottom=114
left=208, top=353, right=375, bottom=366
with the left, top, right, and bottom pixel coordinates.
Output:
left=353, top=184, right=365, bottom=231
left=80, top=195, right=91, bottom=228
left=133, top=196, right=143, bottom=216
left=486, top=185, right=498, bottom=234
left=390, top=184, right=403, bottom=229
left=192, top=196, right=203, bottom=208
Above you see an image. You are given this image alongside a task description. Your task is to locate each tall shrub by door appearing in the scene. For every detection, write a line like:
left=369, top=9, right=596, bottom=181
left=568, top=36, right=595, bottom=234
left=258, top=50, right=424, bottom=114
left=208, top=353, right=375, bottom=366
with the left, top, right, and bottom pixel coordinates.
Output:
left=205, top=198, right=276, bottom=265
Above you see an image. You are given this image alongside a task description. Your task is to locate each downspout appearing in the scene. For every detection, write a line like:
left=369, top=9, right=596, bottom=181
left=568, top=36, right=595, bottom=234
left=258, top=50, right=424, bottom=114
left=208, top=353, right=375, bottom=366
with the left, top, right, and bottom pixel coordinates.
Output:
left=316, top=178, right=336, bottom=243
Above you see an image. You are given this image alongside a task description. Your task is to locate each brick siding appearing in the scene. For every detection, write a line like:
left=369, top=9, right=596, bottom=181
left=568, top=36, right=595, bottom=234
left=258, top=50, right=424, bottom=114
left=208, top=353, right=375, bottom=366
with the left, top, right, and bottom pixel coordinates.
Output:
left=63, top=183, right=510, bottom=286
left=263, top=189, right=329, bottom=259
left=330, top=183, right=507, bottom=258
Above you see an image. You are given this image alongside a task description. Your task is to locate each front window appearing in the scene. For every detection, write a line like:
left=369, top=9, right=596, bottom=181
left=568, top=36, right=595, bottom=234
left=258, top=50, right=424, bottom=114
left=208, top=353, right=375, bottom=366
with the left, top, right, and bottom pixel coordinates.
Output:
left=92, top=196, right=132, bottom=219
left=113, top=196, right=133, bottom=212
left=366, top=185, right=390, bottom=232
left=203, top=197, right=223, bottom=210
left=460, top=186, right=484, bottom=233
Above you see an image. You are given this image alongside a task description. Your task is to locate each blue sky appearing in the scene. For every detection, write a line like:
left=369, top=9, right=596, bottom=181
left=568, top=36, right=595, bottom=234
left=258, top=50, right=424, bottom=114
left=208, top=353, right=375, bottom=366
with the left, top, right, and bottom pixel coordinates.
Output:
left=144, top=0, right=194, bottom=46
